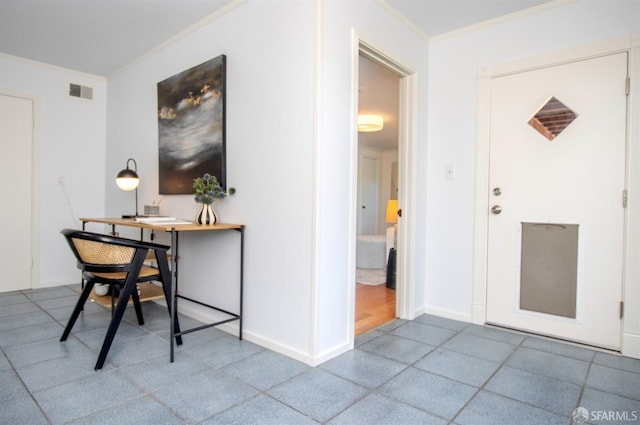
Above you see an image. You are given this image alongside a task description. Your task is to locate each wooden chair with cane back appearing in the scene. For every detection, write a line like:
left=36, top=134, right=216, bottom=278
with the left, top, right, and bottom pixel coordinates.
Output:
left=60, top=228, right=181, bottom=370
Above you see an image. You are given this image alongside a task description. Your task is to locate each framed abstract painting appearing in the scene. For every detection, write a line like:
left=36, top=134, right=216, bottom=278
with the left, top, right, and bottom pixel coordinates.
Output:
left=157, top=55, right=226, bottom=193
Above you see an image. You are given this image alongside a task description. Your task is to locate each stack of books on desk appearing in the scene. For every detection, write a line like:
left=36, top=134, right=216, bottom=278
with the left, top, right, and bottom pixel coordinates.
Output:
left=134, top=216, right=192, bottom=225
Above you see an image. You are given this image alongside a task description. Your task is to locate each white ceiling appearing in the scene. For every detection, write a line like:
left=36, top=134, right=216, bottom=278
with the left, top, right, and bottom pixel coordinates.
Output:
left=0, top=0, right=554, bottom=77
left=386, top=0, right=554, bottom=37
left=0, top=0, right=553, bottom=150
left=0, top=0, right=235, bottom=76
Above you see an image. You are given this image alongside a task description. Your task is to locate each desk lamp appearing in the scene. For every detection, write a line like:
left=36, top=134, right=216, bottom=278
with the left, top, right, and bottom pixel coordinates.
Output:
left=115, top=158, right=139, bottom=218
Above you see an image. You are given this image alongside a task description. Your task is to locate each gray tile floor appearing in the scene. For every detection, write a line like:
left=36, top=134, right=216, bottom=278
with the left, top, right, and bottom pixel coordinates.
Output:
left=1, top=285, right=639, bottom=424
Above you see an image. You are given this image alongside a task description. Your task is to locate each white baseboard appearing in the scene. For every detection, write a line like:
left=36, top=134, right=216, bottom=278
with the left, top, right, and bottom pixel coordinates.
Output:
left=166, top=300, right=350, bottom=366
left=622, top=332, right=640, bottom=359
left=423, top=306, right=472, bottom=324
left=311, top=341, right=353, bottom=366
left=37, top=279, right=79, bottom=289
left=412, top=306, right=426, bottom=319
left=160, top=299, right=640, bottom=363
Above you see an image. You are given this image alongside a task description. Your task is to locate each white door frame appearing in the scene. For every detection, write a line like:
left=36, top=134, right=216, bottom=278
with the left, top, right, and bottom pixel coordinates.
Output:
left=0, top=90, right=40, bottom=290
left=352, top=35, right=418, bottom=323
left=473, top=35, right=640, bottom=359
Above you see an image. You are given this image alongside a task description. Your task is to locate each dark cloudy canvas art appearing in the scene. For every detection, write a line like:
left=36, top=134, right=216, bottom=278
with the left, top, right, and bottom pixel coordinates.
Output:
left=157, top=55, right=226, bottom=194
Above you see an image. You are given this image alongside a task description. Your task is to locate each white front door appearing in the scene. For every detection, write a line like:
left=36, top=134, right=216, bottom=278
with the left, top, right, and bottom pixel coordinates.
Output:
left=0, top=94, right=33, bottom=292
left=486, top=53, right=628, bottom=349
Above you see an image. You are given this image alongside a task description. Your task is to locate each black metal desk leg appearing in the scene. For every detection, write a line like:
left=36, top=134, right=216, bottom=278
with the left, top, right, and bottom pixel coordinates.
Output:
left=239, top=226, right=244, bottom=340
left=170, top=227, right=178, bottom=362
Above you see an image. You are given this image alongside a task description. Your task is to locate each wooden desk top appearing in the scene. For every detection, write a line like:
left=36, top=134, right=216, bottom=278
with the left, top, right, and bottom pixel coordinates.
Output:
left=80, top=217, right=243, bottom=232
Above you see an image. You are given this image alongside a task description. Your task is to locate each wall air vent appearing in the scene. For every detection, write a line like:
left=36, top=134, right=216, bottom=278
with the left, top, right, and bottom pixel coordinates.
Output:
left=69, top=83, right=93, bottom=100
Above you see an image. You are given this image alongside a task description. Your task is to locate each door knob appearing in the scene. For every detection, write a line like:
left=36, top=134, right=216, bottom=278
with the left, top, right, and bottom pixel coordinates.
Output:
left=491, top=205, right=502, bottom=215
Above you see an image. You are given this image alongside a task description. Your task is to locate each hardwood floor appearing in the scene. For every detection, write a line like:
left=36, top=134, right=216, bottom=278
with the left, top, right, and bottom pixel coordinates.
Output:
left=355, top=283, right=396, bottom=336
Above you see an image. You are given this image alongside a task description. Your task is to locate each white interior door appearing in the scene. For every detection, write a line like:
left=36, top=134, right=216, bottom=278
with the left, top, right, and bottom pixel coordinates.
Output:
left=358, top=153, right=379, bottom=235
left=486, top=53, right=628, bottom=349
left=0, top=94, right=33, bottom=292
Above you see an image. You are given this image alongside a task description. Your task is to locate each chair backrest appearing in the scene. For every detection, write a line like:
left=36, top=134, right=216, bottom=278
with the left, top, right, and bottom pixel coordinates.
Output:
left=70, top=238, right=135, bottom=265
left=61, top=228, right=169, bottom=273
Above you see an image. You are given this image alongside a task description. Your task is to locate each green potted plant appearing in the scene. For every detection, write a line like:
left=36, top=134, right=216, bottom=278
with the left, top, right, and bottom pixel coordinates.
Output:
left=192, top=173, right=235, bottom=224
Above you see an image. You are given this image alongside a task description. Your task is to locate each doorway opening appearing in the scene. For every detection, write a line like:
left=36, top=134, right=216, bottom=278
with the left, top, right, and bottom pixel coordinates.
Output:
left=354, top=51, right=400, bottom=336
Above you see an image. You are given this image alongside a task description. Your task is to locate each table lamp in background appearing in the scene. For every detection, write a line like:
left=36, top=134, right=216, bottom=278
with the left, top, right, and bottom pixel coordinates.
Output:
left=115, top=157, right=139, bottom=218
left=386, top=199, right=398, bottom=254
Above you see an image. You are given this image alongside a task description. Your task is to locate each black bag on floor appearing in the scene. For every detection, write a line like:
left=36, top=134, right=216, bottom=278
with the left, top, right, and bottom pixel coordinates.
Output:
left=386, top=248, right=396, bottom=289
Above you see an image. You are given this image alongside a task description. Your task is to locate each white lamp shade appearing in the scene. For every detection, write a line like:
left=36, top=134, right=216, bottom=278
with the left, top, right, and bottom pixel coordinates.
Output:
left=115, top=168, right=139, bottom=191
left=358, top=114, right=384, bottom=132
left=116, top=177, right=139, bottom=191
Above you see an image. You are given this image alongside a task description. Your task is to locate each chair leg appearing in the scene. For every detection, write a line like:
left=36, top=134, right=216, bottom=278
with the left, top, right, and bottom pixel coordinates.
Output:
left=131, top=286, right=145, bottom=325
left=110, top=288, right=115, bottom=317
left=94, top=279, right=137, bottom=370
left=60, top=280, right=96, bottom=342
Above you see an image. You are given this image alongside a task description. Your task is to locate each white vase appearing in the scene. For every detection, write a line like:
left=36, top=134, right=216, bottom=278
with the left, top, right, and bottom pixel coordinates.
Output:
left=195, top=202, right=217, bottom=225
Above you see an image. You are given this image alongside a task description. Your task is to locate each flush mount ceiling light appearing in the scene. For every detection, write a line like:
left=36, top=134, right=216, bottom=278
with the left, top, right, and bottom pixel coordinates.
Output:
left=358, top=114, right=384, bottom=132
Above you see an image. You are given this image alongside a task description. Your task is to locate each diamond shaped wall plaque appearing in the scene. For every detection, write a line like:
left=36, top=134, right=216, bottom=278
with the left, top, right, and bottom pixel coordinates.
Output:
left=528, top=96, right=577, bottom=141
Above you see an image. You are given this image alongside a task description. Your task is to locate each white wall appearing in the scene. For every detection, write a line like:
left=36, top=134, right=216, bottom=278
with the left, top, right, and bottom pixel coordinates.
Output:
left=425, top=0, right=640, bottom=321
left=105, top=0, right=317, bottom=361
left=0, top=54, right=107, bottom=288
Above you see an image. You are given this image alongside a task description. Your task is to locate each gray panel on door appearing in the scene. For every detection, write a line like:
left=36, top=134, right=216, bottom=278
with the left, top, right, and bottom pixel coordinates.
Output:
left=520, top=222, right=578, bottom=318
